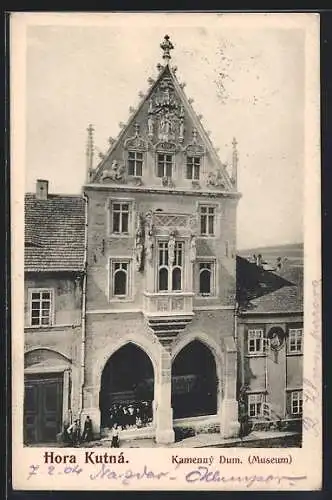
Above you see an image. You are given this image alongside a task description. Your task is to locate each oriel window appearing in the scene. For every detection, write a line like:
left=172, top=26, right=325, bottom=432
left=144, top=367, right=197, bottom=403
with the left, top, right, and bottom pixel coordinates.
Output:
left=112, top=202, right=129, bottom=234
left=158, top=241, right=183, bottom=292
left=186, top=156, right=201, bottom=180
left=157, top=153, right=173, bottom=178
left=128, top=151, right=143, bottom=177
left=200, top=205, right=215, bottom=236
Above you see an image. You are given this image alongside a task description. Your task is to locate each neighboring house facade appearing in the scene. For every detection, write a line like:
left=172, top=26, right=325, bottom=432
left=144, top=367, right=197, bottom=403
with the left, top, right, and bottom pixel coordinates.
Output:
left=236, top=246, right=303, bottom=433
left=24, top=181, right=86, bottom=444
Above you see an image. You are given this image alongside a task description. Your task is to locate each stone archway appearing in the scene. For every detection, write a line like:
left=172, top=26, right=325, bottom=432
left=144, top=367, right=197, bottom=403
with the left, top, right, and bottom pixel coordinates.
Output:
left=99, top=342, right=155, bottom=429
left=171, top=340, right=218, bottom=419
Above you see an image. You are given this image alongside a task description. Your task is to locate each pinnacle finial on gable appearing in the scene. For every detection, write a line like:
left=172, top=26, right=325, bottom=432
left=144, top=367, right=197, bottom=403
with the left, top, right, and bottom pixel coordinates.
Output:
left=160, top=34, right=174, bottom=64
left=86, top=123, right=94, bottom=182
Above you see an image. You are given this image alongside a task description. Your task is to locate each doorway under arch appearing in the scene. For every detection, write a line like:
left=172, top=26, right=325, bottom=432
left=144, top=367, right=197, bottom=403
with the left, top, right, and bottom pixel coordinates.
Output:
left=99, top=343, right=154, bottom=428
left=171, top=340, right=218, bottom=419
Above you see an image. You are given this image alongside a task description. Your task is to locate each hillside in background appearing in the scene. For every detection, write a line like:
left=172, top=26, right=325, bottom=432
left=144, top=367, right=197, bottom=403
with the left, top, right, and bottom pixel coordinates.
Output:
left=238, top=242, right=303, bottom=267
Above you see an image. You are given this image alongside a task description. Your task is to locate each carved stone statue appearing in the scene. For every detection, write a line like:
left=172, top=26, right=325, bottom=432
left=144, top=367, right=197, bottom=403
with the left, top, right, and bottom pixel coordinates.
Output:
left=168, top=231, right=176, bottom=266
left=190, top=235, right=196, bottom=263
left=135, top=229, right=144, bottom=271
left=102, top=160, right=125, bottom=182
left=148, top=116, right=154, bottom=136
left=145, top=211, right=154, bottom=263
left=179, top=117, right=185, bottom=142
left=206, top=169, right=225, bottom=189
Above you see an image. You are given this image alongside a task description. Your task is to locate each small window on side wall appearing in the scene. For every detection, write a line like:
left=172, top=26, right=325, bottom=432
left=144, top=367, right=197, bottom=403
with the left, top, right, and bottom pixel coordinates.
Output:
left=287, top=328, right=303, bottom=354
left=110, top=260, right=131, bottom=299
left=198, top=261, right=215, bottom=296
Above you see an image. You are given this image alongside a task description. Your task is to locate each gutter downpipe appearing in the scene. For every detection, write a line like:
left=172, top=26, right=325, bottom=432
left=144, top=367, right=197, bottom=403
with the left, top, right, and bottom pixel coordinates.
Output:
left=79, top=192, right=88, bottom=419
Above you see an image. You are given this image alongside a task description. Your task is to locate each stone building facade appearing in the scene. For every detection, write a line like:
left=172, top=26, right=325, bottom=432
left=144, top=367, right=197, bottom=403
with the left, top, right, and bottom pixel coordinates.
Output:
left=23, top=36, right=303, bottom=445
left=81, top=36, right=241, bottom=443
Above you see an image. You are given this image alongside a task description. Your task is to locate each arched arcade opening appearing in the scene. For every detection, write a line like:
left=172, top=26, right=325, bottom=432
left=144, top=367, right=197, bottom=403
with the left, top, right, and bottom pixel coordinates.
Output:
left=171, top=340, right=218, bottom=419
left=99, top=343, right=154, bottom=429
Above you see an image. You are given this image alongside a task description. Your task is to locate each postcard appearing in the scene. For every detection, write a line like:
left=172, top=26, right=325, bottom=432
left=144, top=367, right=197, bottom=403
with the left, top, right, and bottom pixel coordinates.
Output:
left=10, top=11, right=321, bottom=491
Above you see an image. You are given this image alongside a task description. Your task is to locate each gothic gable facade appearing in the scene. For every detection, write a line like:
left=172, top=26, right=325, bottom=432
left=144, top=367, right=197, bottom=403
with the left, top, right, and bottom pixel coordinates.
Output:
left=89, top=64, right=235, bottom=193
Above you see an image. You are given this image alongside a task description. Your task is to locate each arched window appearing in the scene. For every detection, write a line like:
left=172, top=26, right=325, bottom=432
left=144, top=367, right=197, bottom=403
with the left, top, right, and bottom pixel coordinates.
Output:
left=172, top=267, right=182, bottom=291
left=158, top=241, right=184, bottom=292
left=111, top=261, right=129, bottom=298
left=199, top=263, right=212, bottom=295
left=159, top=267, right=168, bottom=291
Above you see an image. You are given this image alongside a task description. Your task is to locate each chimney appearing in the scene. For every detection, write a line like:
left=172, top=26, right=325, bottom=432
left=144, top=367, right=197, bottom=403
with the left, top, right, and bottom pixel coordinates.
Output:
left=36, top=179, right=49, bottom=200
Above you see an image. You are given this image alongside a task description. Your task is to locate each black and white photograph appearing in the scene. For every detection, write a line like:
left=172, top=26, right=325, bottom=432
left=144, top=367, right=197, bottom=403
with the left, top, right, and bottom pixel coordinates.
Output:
left=11, top=12, right=321, bottom=491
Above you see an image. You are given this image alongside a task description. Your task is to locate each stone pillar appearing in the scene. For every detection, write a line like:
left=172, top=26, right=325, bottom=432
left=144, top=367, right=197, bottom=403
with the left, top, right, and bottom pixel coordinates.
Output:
left=155, top=342, right=175, bottom=444
left=220, top=336, right=240, bottom=438
left=81, top=385, right=101, bottom=438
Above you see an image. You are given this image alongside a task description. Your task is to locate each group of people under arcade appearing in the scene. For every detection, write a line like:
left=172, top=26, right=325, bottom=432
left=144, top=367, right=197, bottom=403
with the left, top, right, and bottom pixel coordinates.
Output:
left=107, top=400, right=153, bottom=430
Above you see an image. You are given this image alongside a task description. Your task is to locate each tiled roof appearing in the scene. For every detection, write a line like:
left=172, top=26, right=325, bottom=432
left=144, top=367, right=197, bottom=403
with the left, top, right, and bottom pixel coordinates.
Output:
left=25, top=193, right=85, bottom=272
left=236, top=251, right=303, bottom=314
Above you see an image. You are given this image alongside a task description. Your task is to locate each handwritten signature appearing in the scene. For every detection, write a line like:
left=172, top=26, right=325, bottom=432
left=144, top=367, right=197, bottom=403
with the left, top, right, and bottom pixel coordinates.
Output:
left=27, top=463, right=307, bottom=488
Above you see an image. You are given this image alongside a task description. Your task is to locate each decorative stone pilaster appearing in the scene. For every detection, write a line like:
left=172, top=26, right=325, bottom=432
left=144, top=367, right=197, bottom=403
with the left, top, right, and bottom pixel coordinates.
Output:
left=155, top=341, right=175, bottom=444
left=220, top=336, right=240, bottom=438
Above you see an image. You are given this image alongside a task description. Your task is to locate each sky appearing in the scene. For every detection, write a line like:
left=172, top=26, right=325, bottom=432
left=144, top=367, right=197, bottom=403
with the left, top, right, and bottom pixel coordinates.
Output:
left=23, top=13, right=305, bottom=249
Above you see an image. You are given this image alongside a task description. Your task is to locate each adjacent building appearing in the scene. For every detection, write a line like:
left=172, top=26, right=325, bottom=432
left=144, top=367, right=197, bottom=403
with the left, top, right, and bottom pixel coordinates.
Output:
left=236, top=245, right=303, bottom=433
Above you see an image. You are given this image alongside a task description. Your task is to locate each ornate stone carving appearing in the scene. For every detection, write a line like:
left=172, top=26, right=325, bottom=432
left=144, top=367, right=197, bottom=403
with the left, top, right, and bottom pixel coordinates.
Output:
left=168, top=231, right=176, bottom=266
left=162, top=176, right=174, bottom=188
left=145, top=210, right=154, bottom=263
left=160, top=34, right=174, bottom=63
left=190, top=235, right=197, bottom=263
left=102, top=160, right=126, bottom=182
left=124, top=123, right=147, bottom=152
left=171, top=297, right=184, bottom=311
left=185, top=128, right=205, bottom=158
left=206, top=168, right=226, bottom=189
left=147, top=74, right=185, bottom=147
left=135, top=214, right=144, bottom=271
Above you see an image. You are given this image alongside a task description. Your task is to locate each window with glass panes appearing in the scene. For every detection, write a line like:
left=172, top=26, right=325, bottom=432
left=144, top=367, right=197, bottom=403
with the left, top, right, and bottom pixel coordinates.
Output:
left=291, top=391, right=303, bottom=415
left=158, top=241, right=183, bottom=292
left=112, top=202, right=129, bottom=234
left=287, top=328, right=303, bottom=354
left=200, top=205, right=215, bottom=235
left=248, top=329, right=265, bottom=354
left=30, top=290, right=52, bottom=326
left=186, top=156, right=201, bottom=180
left=248, top=393, right=264, bottom=418
left=128, top=151, right=143, bottom=176
left=157, top=153, right=173, bottom=178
